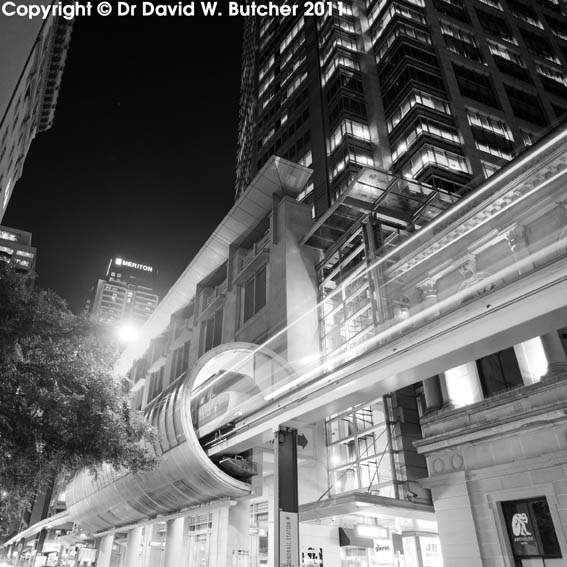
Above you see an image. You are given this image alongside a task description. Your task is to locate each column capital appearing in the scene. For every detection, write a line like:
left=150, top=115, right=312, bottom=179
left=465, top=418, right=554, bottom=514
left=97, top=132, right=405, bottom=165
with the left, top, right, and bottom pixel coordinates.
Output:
left=502, top=223, right=527, bottom=250
left=416, top=277, right=439, bottom=298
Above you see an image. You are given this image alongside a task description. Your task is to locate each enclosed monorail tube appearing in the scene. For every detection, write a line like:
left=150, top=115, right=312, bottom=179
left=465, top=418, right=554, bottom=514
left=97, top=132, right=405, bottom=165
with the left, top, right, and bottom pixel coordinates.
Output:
left=65, top=343, right=295, bottom=534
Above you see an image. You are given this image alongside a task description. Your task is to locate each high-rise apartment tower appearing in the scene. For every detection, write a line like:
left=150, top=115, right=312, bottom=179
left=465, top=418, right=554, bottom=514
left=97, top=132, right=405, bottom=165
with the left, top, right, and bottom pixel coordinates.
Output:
left=235, top=0, right=567, bottom=216
left=87, top=257, right=159, bottom=327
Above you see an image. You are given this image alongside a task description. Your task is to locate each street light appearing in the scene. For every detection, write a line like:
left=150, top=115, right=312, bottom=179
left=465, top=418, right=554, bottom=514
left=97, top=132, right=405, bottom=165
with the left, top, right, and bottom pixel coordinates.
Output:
left=116, top=322, right=139, bottom=343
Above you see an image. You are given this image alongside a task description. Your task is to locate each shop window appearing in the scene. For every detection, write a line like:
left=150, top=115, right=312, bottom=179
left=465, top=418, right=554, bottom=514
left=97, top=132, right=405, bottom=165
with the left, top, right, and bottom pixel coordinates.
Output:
left=476, top=347, right=524, bottom=397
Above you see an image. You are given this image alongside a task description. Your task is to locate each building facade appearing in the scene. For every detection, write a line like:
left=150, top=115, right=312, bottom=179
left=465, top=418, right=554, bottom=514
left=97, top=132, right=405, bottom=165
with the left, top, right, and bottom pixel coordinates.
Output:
left=235, top=0, right=567, bottom=218
left=0, top=14, right=72, bottom=221
left=0, top=225, right=36, bottom=273
left=87, top=257, right=159, bottom=328
left=6, top=130, right=564, bottom=567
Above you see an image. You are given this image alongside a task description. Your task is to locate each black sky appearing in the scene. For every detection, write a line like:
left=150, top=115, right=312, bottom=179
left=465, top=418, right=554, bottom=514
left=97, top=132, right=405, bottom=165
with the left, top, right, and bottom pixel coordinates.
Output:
left=3, top=13, right=244, bottom=313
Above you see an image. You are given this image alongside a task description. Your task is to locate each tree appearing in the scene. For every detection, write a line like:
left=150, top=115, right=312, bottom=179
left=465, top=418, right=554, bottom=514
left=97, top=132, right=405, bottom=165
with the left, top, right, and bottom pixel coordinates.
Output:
left=0, top=264, right=158, bottom=535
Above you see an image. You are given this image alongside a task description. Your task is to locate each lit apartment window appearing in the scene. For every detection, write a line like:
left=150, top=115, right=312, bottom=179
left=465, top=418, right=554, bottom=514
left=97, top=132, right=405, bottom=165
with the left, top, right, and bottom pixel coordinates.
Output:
left=374, top=22, right=432, bottom=60
left=477, top=0, right=503, bottom=10
left=391, top=118, right=461, bottom=162
left=286, top=72, right=308, bottom=98
left=508, top=0, right=543, bottom=28
left=258, top=54, right=274, bottom=81
left=328, top=119, right=371, bottom=153
left=466, top=108, right=514, bottom=140
left=298, top=149, right=313, bottom=168
left=330, top=148, right=375, bottom=180
left=536, top=62, right=567, bottom=87
left=322, top=53, right=360, bottom=85
left=402, top=145, right=470, bottom=177
left=387, top=90, right=452, bottom=132
left=241, top=265, right=267, bottom=324
left=280, top=17, right=304, bottom=53
left=487, top=40, right=526, bottom=67
left=372, top=4, right=426, bottom=42
left=473, top=139, right=514, bottom=160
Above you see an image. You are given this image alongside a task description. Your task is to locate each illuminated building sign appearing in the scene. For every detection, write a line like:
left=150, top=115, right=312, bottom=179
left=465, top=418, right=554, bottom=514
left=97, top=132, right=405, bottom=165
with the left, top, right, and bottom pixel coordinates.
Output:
left=115, top=258, right=153, bottom=272
left=502, top=498, right=561, bottom=558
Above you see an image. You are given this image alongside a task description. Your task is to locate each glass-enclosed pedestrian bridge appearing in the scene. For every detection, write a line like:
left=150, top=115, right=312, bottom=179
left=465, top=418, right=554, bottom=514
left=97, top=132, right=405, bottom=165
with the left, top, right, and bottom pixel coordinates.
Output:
left=65, top=129, right=567, bottom=535
left=205, top=125, right=567, bottom=456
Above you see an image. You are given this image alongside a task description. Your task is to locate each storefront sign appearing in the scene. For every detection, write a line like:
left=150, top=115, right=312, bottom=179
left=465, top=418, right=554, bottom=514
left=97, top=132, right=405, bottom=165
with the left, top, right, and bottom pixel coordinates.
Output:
left=280, top=511, right=299, bottom=567
left=502, top=501, right=539, bottom=556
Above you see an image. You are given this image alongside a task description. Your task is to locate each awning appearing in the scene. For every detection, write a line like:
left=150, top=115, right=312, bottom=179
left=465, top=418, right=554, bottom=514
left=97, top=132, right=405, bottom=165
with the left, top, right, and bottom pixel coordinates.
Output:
left=338, top=527, right=373, bottom=548
left=4, top=510, right=72, bottom=547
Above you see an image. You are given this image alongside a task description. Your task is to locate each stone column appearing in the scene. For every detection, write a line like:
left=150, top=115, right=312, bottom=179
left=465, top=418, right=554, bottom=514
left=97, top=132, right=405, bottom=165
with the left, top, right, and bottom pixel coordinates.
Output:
left=504, top=223, right=533, bottom=275
left=124, top=526, right=143, bottom=567
left=164, top=518, right=185, bottom=567
left=440, top=363, right=484, bottom=409
left=96, top=534, right=114, bottom=567
left=540, top=330, right=567, bottom=379
left=416, top=278, right=440, bottom=320
left=423, top=376, right=443, bottom=413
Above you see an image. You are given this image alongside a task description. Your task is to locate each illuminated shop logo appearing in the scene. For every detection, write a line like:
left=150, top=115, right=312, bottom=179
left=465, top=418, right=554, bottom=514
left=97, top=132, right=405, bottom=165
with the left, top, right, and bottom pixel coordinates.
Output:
left=115, top=258, right=153, bottom=272
left=511, top=513, right=532, bottom=537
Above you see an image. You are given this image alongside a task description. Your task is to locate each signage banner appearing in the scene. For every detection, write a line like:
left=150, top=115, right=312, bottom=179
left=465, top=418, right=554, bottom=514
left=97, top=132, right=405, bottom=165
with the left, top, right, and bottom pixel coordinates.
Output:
left=280, top=511, right=299, bottom=567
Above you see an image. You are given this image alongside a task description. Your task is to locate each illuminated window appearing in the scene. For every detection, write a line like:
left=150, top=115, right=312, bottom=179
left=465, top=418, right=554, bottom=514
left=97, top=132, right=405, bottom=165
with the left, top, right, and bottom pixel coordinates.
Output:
left=327, top=119, right=371, bottom=153
left=391, top=118, right=461, bottom=162
left=536, top=62, right=567, bottom=87
left=387, top=90, right=452, bottom=133
left=280, top=18, right=304, bottom=53
left=466, top=108, right=513, bottom=140
left=374, top=22, right=432, bottom=61
left=401, top=145, right=470, bottom=177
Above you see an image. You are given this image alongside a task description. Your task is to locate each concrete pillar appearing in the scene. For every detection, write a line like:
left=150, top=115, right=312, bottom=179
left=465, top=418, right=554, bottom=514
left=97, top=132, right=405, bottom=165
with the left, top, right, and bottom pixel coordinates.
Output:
left=440, top=362, right=484, bottom=409
left=423, top=376, right=443, bottom=412
left=540, top=330, right=567, bottom=379
left=164, top=518, right=184, bottom=567
left=124, top=526, right=143, bottom=567
left=97, top=534, right=114, bottom=567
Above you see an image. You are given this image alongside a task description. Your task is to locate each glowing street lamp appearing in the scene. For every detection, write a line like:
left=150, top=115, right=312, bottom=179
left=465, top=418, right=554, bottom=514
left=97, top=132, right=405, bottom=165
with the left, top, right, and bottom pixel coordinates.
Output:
left=116, top=322, right=139, bottom=343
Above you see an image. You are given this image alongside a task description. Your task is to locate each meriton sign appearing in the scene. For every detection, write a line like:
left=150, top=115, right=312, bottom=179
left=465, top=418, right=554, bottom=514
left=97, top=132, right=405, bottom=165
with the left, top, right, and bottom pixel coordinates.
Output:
left=115, top=258, right=153, bottom=272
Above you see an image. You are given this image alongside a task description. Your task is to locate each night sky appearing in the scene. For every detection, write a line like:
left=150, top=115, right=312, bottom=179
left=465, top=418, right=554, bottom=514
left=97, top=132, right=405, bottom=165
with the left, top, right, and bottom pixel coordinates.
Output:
left=3, top=13, right=244, bottom=313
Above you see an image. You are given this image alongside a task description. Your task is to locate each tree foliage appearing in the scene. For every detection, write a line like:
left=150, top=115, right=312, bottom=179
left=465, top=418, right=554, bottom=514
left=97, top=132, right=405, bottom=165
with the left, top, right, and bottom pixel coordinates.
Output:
left=0, top=265, right=158, bottom=534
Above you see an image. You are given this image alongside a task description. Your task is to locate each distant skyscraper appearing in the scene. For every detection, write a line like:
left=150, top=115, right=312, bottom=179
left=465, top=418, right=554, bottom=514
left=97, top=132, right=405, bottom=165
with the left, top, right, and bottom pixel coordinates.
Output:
left=87, top=257, right=159, bottom=327
left=0, top=16, right=73, bottom=221
left=0, top=224, right=36, bottom=274
left=235, top=0, right=567, bottom=216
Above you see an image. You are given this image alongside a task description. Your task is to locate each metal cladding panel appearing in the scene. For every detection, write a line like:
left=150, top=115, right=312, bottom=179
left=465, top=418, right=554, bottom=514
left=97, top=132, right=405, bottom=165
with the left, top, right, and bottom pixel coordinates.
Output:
left=65, top=368, right=251, bottom=533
